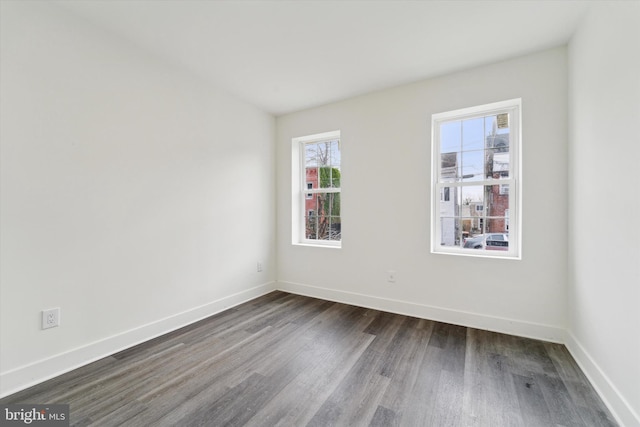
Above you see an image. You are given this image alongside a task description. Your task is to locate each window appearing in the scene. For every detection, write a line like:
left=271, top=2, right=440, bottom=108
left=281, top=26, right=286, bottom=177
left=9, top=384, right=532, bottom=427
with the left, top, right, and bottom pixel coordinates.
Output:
left=292, top=131, right=341, bottom=247
left=431, top=99, right=521, bottom=258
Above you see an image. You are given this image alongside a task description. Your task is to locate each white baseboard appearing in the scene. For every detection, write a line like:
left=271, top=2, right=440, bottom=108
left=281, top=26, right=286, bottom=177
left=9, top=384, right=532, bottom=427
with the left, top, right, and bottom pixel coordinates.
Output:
left=565, top=332, right=640, bottom=427
left=0, top=282, right=276, bottom=399
left=276, top=280, right=565, bottom=343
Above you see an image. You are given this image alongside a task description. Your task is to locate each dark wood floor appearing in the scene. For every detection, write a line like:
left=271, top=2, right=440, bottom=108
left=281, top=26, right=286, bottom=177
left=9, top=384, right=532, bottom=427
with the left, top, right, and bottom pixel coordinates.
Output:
left=2, top=291, right=617, bottom=426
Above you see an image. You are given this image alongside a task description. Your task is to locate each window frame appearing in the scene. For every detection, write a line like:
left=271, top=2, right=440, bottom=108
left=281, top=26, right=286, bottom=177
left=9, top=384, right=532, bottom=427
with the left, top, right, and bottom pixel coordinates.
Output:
left=430, top=99, right=522, bottom=259
left=292, top=130, right=342, bottom=248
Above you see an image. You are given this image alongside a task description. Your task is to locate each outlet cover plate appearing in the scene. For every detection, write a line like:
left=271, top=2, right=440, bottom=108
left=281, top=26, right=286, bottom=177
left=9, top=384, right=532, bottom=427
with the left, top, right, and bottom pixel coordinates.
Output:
left=42, top=308, right=60, bottom=329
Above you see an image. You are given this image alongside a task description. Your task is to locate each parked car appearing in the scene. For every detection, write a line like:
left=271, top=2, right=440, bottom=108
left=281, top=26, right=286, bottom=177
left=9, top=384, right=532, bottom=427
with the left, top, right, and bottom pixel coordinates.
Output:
left=463, top=233, right=509, bottom=250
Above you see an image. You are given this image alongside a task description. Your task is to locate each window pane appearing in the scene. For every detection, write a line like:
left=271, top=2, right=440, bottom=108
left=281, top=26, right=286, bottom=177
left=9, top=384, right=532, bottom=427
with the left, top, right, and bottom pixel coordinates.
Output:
left=484, top=116, right=496, bottom=139
left=332, top=167, right=341, bottom=188
left=486, top=133, right=509, bottom=151
left=505, top=208, right=510, bottom=232
left=486, top=149, right=510, bottom=179
left=485, top=231, right=509, bottom=250
left=462, top=118, right=484, bottom=151
left=485, top=185, right=509, bottom=225
left=317, top=220, right=330, bottom=240
left=463, top=233, right=485, bottom=249
left=439, top=186, right=458, bottom=216
left=461, top=216, right=483, bottom=236
left=319, top=167, right=330, bottom=189
left=440, top=217, right=460, bottom=247
left=441, top=186, right=451, bottom=202
left=329, top=216, right=341, bottom=241
left=329, top=140, right=340, bottom=167
left=440, top=121, right=461, bottom=154
left=461, top=185, right=483, bottom=207
left=305, top=193, right=318, bottom=217
left=317, top=141, right=331, bottom=166
left=462, top=150, right=484, bottom=181
left=327, top=192, right=340, bottom=216
left=496, top=113, right=510, bottom=136
left=306, top=167, right=318, bottom=188
left=305, top=141, right=331, bottom=169
left=305, top=143, right=318, bottom=167
left=486, top=119, right=509, bottom=147
left=305, top=206, right=317, bottom=240
left=440, top=153, right=459, bottom=181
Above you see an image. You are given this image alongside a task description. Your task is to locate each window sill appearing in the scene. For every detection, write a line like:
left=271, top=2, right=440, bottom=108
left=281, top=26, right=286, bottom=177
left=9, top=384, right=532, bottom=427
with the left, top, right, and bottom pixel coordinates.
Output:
left=432, top=248, right=520, bottom=260
left=294, top=242, right=342, bottom=249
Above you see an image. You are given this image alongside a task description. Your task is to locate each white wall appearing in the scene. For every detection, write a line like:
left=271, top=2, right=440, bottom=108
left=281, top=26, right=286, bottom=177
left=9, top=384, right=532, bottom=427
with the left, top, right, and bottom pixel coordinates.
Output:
left=3, top=2, right=636, bottom=423
left=0, top=1, right=275, bottom=396
left=568, top=4, right=640, bottom=426
left=277, top=48, right=568, bottom=342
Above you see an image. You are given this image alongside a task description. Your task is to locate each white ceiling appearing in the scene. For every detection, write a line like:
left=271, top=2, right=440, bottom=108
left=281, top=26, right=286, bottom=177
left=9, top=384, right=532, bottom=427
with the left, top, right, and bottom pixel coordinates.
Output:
left=57, top=0, right=593, bottom=116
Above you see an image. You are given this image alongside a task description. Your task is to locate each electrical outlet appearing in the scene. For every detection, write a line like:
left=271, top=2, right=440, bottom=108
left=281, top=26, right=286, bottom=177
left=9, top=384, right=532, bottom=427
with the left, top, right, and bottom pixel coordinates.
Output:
left=257, top=261, right=263, bottom=272
left=387, top=270, right=396, bottom=283
left=42, top=308, right=60, bottom=329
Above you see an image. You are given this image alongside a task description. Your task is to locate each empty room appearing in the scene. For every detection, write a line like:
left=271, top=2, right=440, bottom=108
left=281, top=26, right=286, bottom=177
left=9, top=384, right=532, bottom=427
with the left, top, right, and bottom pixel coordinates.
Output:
left=1, top=0, right=638, bottom=426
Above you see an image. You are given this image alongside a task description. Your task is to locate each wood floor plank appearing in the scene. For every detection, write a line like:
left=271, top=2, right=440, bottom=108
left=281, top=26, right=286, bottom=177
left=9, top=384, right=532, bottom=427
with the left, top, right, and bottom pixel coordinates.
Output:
left=377, top=319, right=434, bottom=419
left=245, top=331, right=376, bottom=427
left=0, top=292, right=618, bottom=427
left=369, top=405, right=397, bottom=427
left=534, top=372, right=585, bottom=427
left=394, top=344, right=443, bottom=426
left=377, top=316, right=423, bottom=378
left=134, top=324, right=296, bottom=425
left=512, top=372, right=555, bottom=427
left=254, top=305, right=382, bottom=426
left=426, top=324, right=466, bottom=426
left=305, top=344, right=391, bottom=427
